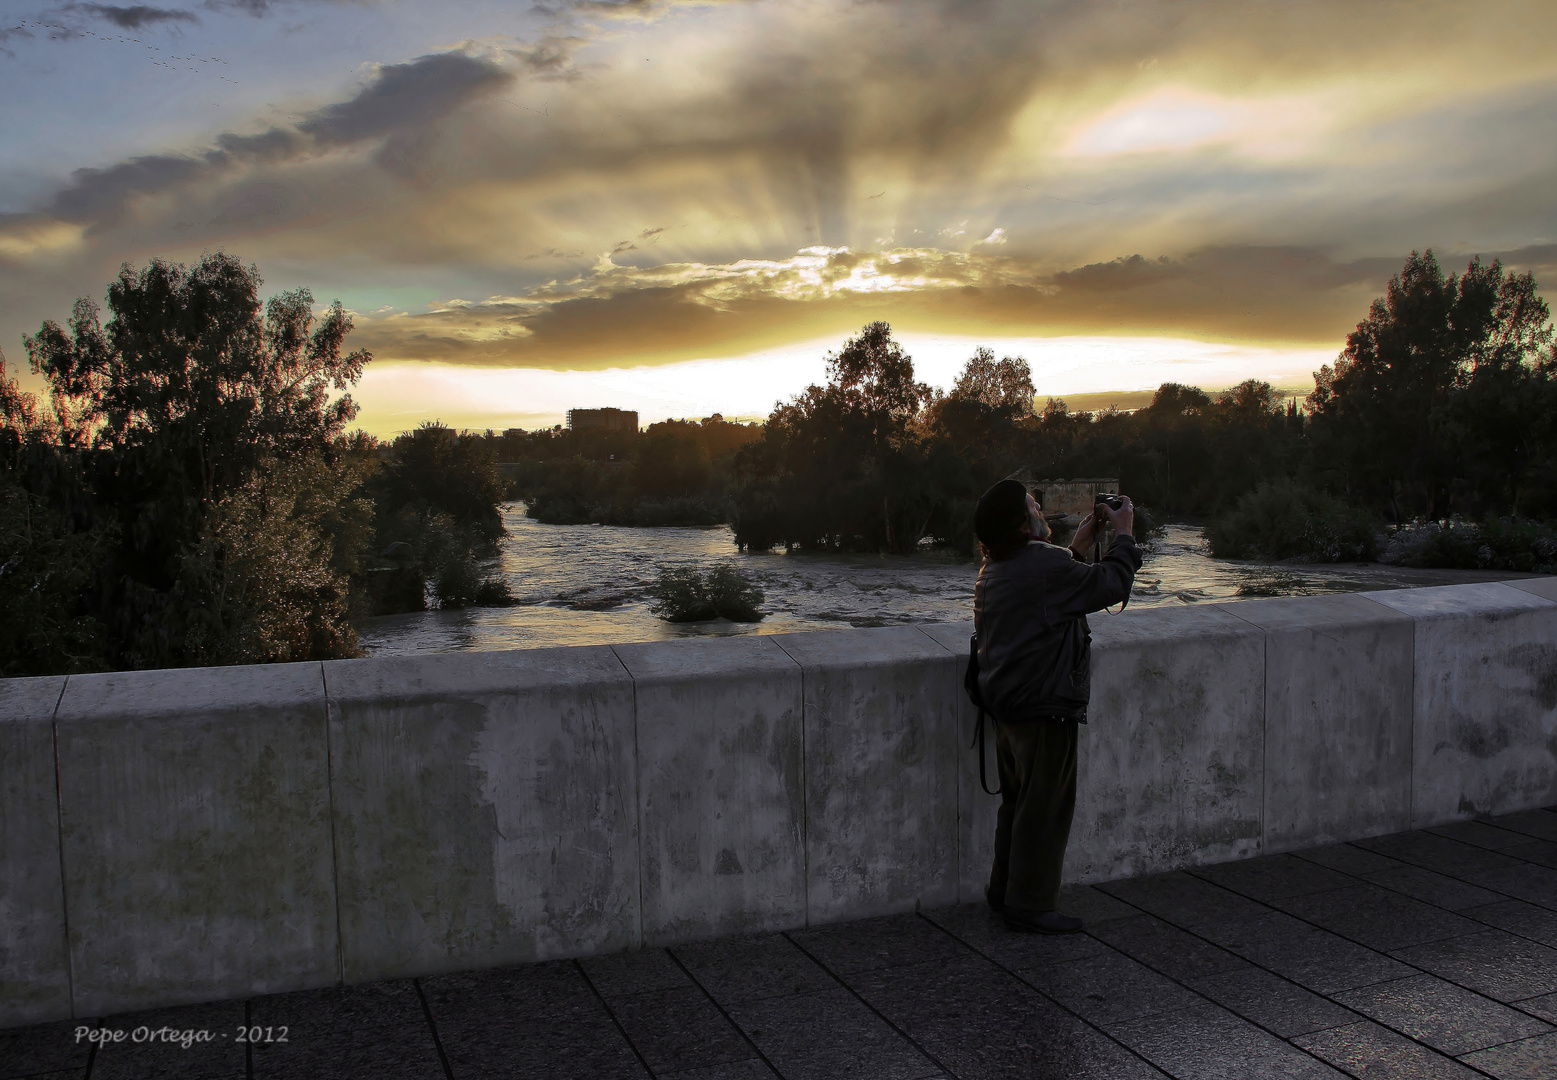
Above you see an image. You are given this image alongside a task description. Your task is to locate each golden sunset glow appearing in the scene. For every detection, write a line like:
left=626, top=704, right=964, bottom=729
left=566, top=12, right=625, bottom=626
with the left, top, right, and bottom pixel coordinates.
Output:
left=3, top=0, right=1556, bottom=429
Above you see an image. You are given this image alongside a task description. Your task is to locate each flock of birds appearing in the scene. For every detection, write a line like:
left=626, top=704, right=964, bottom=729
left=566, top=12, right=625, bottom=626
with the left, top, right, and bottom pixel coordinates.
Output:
left=7, top=18, right=236, bottom=82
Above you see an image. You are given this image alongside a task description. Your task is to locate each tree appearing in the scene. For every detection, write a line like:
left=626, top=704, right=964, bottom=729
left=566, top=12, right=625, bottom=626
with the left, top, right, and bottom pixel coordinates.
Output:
left=0, top=352, right=112, bottom=674
left=1214, top=379, right=1278, bottom=417
left=733, top=322, right=933, bottom=552
left=1146, top=383, right=1210, bottom=420
left=1307, top=251, right=1552, bottom=520
left=633, top=425, right=711, bottom=498
left=369, top=422, right=512, bottom=609
left=824, top=320, right=931, bottom=445
left=376, top=422, right=507, bottom=541
left=1442, top=349, right=1556, bottom=517
left=948, top=346, right=1035, bottom=416
left=23, top=253, right=372, bottom=667
left=176, top=454, right=371, bottom=664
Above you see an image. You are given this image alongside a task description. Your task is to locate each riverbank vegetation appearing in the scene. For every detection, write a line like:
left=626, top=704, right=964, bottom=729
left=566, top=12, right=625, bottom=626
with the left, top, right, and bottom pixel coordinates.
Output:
left=647, top=564, right=765, bottom=623
left=6, top=247, right=1555, bottom=674
left=503, top=415, right=761, bottom=526
left=0, top=254, right=509, bottom=676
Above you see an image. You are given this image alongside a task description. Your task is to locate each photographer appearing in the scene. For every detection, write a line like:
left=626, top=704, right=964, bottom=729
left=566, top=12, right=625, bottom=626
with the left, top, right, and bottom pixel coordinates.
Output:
left=973, top=479, right=1141, bottom=934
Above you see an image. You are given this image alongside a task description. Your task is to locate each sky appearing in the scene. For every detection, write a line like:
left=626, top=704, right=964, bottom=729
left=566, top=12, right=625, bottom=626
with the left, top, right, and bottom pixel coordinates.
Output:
left=3, top=0, right=1556, bottom=436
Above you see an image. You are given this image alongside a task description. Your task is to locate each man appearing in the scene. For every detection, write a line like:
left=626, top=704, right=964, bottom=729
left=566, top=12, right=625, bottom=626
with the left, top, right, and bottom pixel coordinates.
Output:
left=973, top=479, right=1141, bottom=934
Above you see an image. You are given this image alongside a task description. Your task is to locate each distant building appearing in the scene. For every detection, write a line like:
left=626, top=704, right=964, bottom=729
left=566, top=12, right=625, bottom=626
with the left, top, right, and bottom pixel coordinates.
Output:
left=1033, top=478, right=1119, bottom=516
left=503, top=428, right=525, bottom=439
left=567, top=407, right=639, bottom=433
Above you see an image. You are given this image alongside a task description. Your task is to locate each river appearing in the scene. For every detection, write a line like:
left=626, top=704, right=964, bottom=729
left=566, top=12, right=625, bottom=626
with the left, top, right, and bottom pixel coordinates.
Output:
left=357, top=507, right=1531, bottom=656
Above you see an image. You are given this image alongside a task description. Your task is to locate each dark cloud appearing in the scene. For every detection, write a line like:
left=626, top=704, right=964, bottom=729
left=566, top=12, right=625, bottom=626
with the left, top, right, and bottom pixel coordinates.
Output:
left=298, top=52, right=512, bottom=145
left=49, top=154, right=210, bottom=224
left=214, top=127, right=304, bottom=160
left=511, top=34, right=586, bottom=78
left=72, top=4, right=199, bottom=28
left=201, top=0, right=360, bottom=14
left=1053, top=254, right=1182, bottom=292
left=41, top=50, right=510, bottom=227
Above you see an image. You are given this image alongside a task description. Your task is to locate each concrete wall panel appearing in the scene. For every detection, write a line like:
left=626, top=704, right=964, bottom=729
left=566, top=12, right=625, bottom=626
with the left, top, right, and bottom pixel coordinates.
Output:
left=10, top=579, right=1557, bottom=1024
left=55, top=664, right=336, bottom=1016
left=1364, top=583, right=1557, bottom=826
left=772, top=627, right=959, bottom=924
left=914, top=621, right=993, bottom=905
left=324, top=647, right=638, bottom=982
left=1069, top=605, right=1266, bottom=882
left=1227, top=595, right=1415, bottom=852
left=0, top=676, right=70, bottom=1027
left=613, top=637, right=805, bottom=945
left=1507, top=576, right=1557, bottom=604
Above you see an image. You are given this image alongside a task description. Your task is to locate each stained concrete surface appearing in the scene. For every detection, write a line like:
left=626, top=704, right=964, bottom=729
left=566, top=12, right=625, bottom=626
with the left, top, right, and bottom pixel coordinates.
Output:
left=324, top=647, right=640, bottom=982
left=10, top=808, right=1557, bottom=1079
left=0, top=676, right=70, bottom=1026
left=1362, top=583, right=1557, bottom=825
left=1226, top=594, right=1416, bottom=853
left=52, top=663, right=338, bottom=1019
left=1072, top=604, right=1267, bottom=881
left=613, top=636, right=807, bottom=946
left=771, top=627, right=959, bottom=923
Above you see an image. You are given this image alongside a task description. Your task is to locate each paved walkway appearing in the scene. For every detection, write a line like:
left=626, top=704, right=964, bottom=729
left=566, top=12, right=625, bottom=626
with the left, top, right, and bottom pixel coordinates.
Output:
left=6, top=808, right=1557, bottom=1080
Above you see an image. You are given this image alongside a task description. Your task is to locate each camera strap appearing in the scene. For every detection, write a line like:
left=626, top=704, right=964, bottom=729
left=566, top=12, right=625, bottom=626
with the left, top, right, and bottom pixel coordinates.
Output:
left=964, top=632, right=1001, bottom=795
left=971, top=708, right=1001, bottom=795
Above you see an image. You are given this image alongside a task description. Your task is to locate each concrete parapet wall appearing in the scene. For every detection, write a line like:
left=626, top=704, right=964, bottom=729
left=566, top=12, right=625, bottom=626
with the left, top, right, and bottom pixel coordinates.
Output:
left=3, top=579, right=1555, bottom=1025
left=323, top=647, right=640, bottom=984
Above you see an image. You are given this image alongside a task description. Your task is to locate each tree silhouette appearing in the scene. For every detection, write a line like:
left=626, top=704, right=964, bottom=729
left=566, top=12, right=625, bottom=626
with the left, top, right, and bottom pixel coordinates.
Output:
left=1308, top=251, right=1552, bottom=520
left=22, top=253, right=371, bottom=667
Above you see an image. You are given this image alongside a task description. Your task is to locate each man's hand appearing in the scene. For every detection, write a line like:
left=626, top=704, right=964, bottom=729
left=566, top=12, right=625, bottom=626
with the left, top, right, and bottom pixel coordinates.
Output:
left=1069, top=511, right=1098, bottom=557
left=1104, top=495, right=1134, bottom=538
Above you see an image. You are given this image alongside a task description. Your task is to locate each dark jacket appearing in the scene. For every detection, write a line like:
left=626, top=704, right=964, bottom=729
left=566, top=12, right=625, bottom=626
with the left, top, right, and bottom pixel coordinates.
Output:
left=974, top=534, right=1143, bottom=723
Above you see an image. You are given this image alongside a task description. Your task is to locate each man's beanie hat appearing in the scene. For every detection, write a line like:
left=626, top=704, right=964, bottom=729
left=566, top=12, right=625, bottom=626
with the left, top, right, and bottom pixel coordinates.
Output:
left=974, top=478, right=1031, bottom=547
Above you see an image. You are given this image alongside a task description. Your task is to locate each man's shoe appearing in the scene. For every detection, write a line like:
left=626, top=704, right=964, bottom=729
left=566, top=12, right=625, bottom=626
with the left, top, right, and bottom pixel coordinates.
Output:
left=1003, top=908, right=1084, bottom=935
left=985, top=885, right=1005, bottom=913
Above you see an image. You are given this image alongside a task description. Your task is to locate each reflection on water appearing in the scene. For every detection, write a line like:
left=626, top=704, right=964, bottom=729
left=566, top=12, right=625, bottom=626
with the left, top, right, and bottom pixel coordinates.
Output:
left=358, top=510, right=1531, bottom=656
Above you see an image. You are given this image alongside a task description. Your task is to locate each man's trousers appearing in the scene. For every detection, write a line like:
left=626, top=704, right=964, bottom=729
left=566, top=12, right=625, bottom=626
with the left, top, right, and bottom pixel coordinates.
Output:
left=987, top=718, right=1079, bottom=914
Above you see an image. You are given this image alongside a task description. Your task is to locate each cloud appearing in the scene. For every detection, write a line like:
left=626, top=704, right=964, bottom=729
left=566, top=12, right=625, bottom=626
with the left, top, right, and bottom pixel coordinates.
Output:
left=69, top=4, right=200, bottom=28
left=298, top=52, right=512, bottom=144
left=511, top=33, right=588, bottom=78
left=5, top=0, right=1557, bottom=386
left=337, top=242, right=1430, bottom=370
left=533, top=0, right=751, bottom=20
left=0, top=216, right=85, bottom=258
left=49, top=154, right=211, bottom=224
left=1054, top=254, right=1182, bottom=292
left=201, top=0, right=366, bottom=15
left=40, top=50, right=512, bottom=227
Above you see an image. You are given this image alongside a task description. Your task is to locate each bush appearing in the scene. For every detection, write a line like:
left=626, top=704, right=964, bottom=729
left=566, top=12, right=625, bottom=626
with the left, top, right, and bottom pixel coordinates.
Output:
left=1380, top=517, right=1557, bottom=572
left=0, top=477, right=111, bottom=675
left=1132, top=505, right=1168, bottom=547
left=648, top=564, right=765, bottom=622
left=1207, top=481, right=1380, bottom=562
left=432, top=550, right=484, bottom=608
left=475, top=575, right=516, bottom=606
left=432, top=548, right=515, bottom=608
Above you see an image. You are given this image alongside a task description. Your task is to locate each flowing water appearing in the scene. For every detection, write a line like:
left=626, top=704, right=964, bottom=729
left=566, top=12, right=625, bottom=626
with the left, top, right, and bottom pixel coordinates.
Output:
left=358, top=506, right=1531, bottom=656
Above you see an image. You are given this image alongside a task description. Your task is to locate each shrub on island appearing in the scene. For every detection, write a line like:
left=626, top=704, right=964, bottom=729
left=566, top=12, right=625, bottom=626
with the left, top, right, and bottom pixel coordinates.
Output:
left=648, top=564, right=765, bottom=622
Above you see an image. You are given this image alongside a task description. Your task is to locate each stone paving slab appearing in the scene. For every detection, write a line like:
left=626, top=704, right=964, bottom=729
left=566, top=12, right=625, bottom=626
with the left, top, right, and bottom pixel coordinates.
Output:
left=9, top=807, right=1557, bottom=1079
